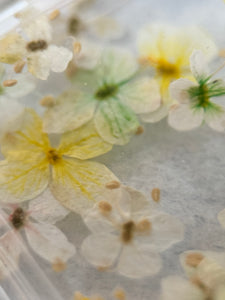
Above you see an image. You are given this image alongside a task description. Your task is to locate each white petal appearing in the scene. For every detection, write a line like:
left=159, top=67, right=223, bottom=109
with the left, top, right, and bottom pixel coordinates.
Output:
left=169, top=79, right=196, bottom=104
left=81, top=233, right=120, bottom=268
left=190, top=50, right=209, bottom=82
left=141, top=103, right=169, bottom=123
left=4, top=74, right=36, bottom=98
left=218, top=209, right=225, bottom=229
left=119, top=78, right=161, bottom=114
left=27, top=52, right=51, bottom=80
left=28, top=189, right=69, bottom=224
left=0, top=98, right=25, bottom=139
left=205, top=110, right=225, bottom=132
left=168, top=104, right=204, bottom=131
left=117, top=242, right=161, bottom=278
left=48, top=45, right=73, bottom=73
left=161, top=276, right=205, bottom=300
left=149, top=213, right=184, bottom=252
left=25, top=222, right=75, bottom=263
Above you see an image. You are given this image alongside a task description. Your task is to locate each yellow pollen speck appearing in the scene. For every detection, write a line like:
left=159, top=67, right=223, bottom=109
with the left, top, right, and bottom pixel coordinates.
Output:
left=98, top=201, right=112, bottom=214
left=46, top=148, right=61, bottom=165
left=52, top=258, right=67, bottom=272
left=151, top=188, right=160, bottom=202
left=185, top=253, right=204, bottom=268
left=113, top=288, right=126, bottom=300
left=49, top=9, right=60, bottom=21
left=105, top=180, right=121, bottom=189
left=14, top=60, right=26, bottom=73
left=3, top=79, right=17, bottom=87
left=73, top=42, right=82, bottom=55
left=40, top=95, right=56, bottom=107
left=136, top=219, right=152, bottom=233
left=97, top=265, right=109, bottom=272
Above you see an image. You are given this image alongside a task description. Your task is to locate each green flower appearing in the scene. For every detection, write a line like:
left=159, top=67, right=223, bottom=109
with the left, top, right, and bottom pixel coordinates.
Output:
left=43, top=48, right=161, bottom=145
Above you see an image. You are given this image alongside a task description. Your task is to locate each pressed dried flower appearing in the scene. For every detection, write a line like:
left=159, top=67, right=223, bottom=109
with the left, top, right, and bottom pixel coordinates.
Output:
left=168, top=50, right=225, bottom=131
left=44, top=48, right=161, bottom=145
left=0, top=109, right=116, bottom=214
left=81, top=185, right=184, bottom=278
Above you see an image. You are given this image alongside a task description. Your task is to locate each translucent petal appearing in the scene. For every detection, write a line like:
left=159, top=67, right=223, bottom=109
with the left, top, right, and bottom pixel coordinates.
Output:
left=29, top=189, right=69, bottom=224
left=168, top=104, right=204, bottom=131
left=169, top=79, right=196, bottom=104
left=204, top=109, right=225, bottom=132
left=47, top=45, right=73, bottom=73
left=0, top=157, right=49, bottom=203
left=94, top=99, right=139, bottom=145
left=27, top=52, right=51, bottom=80
left=0, top=99, right=25, bottom=140
left=90, top=16, right=125, bottom=40
left=51, top=158, right=118, bottom=214
left=58, top=121, right=112, bottom=160
left=190, top=50, right=209, bottom=82
left=0, top=33, right=26, bottom=64
left=161, top=276, right=205, bottom=300
left=81, top=233, right=120, bottom=267
left=148, top=212, right=184, bottom=252
left=117, top=242, right=162, bottom=278
left=25, top=222, right=75, bottom=263
left=118, top=78, right=161, bottom=114
left=4, top=74, right=36, bottom=98
left=96, top=48, right=138, bottom=84
left=218, top=209, right=225, bottom=229
left=43, top=91, right=96, bottom=134
left=140, top=103, right=170, bottom=123
left=1, top=108, right=50, bottom=159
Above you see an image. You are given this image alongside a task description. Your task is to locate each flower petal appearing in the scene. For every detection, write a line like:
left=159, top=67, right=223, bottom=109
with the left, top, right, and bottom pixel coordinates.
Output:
left=51, top=158, right=118, bottom=214
left=141, top=103, right=169, bottom=123
left=43, top=90, right=96, bottom=134
left=168, top=104, right=204, bottom=131
left=29, top=189, right=69, bottom=224
left=169, top=78, right=196, bottom=104
left=117, top=242, right=162, bottom=278
left=47, top=45, right=73, bottom=73
left=27, top=52, right=51, bottom=80
left=95, top=99, right=139, bottom=145
left=118, top=78, right=161, bottom=114
left=204, top=109, right=225, bottom=132
left=58, top=121, right=112, bottom=160
left=149, top=213, right=184, bottom=252
left=0, top=33, right=26, bottom=64
left=25, top=222, right=75, bottom=263
left=161, top=276, right=205, bottom=300
left=96, top=48, right=138, bottom=84
left=81, top=233, right=120, bottom=268
left=4, top=74, right=36, bottom=98
left=190, top=50, right=209, bottom=83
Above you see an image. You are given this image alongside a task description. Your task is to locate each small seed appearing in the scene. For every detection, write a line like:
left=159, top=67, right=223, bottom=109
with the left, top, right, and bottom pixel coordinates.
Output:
left=73, top=42, right=82, bottom=55
left=136, top=125, right=144, bottom=135
left=49, top=9, right=60, bottom=21
left=14, top=60, right=26, bottom=73
left=40, top=95, right=56, bottom=107
left=97, top=265, right=109, bottom=271
left=151, top=188, right=160, bottom=202
left=185, top=252, right=204, bottom=268
left=114, top=288, right=126, bottom=300
left=105, top=180, right=121, bottom=189
left=52, top=258, right=67, bottom=272
left=3, top=79, right=17, bottom=87
left=136, top=219, right=152, bottom=233
left=98, top=201, right=112, bottom=214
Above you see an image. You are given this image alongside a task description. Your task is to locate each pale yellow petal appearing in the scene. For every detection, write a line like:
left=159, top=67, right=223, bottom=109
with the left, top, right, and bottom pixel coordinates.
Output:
left=58, top=122, right=112, bottom=160
left=50, top=158, right=118, bottom=214
left=0, top=33, right=26, bottom=64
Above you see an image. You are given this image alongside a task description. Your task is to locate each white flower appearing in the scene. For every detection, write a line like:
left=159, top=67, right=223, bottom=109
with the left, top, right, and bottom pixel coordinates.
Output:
left=0, top=8, right=73, bottom=80
left=81, top=186, right=184, bottom=278
left=168, top=50, right=225, bottom=131
left=0, top=189, right=75, bottom=270
left=161, top=251, right=225, bottom=300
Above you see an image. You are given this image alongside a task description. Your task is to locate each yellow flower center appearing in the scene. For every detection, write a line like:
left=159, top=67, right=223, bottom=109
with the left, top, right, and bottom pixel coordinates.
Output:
left=46, top=148, right=62, bottom=165
left=156, top=59, right=181, bottom=78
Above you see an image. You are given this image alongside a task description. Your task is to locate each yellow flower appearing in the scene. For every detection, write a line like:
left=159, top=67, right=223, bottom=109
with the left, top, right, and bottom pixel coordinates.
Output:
left=0, top=109, right=116, bottom=214
left=138, top=24, right=217, bottom=122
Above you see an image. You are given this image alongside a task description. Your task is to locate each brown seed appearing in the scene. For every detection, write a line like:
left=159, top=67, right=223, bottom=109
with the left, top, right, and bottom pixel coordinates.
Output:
left=73, top=42, right=82, bottom=55
left=136, top=219, right=152, bottom=234
left=135, top=125, right=144, bottom=135
left=185, top=252, right=204, bottom=268
left=105, top=180, right=121, bottom=189
left=113, top=288, right=126, bottom=300
left=121, top=221, right=135, bottom=243
left=97, top=265, right=109, bottom=272
left=98, top=201, right=112, bottom=214
left=3, top=79, right=17, bottom=87
left=49, top=9, right=60, bottom=21
left=40, top=95, right=56, bottom=107
left=14, top=60, right=26, bottom=73
left=151, top=188, right=160, bottom=202
left=27, top=40, right=48, bottom=52
left=52, top=258, right=67, bottom=272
